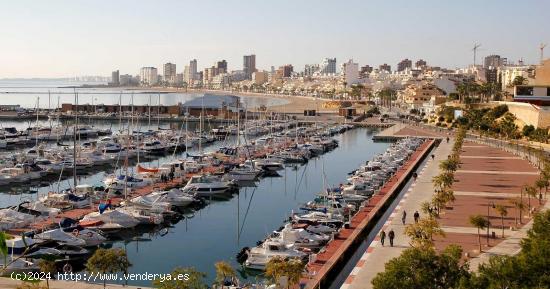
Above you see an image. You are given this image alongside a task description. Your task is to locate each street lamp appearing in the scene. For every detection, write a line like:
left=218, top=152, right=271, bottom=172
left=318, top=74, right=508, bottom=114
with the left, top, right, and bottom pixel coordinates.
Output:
left=487, top=201, right=495, bottom=245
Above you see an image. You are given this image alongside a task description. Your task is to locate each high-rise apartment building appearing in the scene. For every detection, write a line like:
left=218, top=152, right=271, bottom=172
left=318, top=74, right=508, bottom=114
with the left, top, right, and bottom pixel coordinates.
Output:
left=415, top=59, right=427, bottom=68
left=397, top=58, right=413, bottom=72
left=243, top=54, right=256, bottom=79
left=140, top=67, right=158, bottom=86
left=359, top=65, right=373, bottom=77
left=379, top=63, right=391, bottom=72
left=216, top=60, right=227, bottom=74
left=342, top=59, right=359, bottom=85
left=110, top=70, right=119, bottom=86
left=189, top=59, right=198, bottom=81
left=484, top=55, right=507, bottom=69
left=304, top=64, right=320, bottom=76
left=319, top=58, right=337, bottom=75
left=279, top=64, right=293, bottom=78
left=163, top=62, right=177, bottom=84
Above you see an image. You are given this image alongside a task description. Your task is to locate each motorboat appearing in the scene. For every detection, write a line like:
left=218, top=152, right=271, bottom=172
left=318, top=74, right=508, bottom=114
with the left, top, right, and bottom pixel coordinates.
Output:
left=252, top=158, right=284, bottom=171
left=61, top=226, right=106, bottom=247
left=5, top=236, right=38, bottom=255
left=292, top=212, right=345, bottom=228
left=268, top=223, right=329, bottom=250
left=242, top=240, right=308, bottom=270
left=80, top=209, right=139, bottom=230
left=225, top=164, right=261, bottom=181
left=116, top=206, right=164, bottom=225
left=33, top=228, right=87, bottom=247
left=104, top=174, right=151, bottom=191
left=182, top=175, right=235, bottom=197
left=142, top=140, right=166, bottom=154
left=149, top=189, right=195, bottom=207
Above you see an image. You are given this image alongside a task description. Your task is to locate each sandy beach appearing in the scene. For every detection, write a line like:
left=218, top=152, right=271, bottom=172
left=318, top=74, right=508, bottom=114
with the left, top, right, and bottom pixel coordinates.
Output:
left=117, top=86, right=336, bottom=114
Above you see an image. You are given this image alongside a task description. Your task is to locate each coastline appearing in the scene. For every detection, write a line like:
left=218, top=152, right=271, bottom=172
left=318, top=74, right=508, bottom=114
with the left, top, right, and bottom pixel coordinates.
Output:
left=88, top=86, right=335, bottom=114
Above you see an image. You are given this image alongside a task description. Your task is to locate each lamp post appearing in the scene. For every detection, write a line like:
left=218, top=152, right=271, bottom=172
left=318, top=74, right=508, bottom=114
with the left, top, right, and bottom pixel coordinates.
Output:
left=487, top=201, right=495, bottom=245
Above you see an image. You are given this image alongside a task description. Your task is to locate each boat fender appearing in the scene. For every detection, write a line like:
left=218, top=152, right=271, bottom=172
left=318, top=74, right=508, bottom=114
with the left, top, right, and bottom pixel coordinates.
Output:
left=72, top=229, right=79, bottom=237
left=63, top=263, right=73, bottom=273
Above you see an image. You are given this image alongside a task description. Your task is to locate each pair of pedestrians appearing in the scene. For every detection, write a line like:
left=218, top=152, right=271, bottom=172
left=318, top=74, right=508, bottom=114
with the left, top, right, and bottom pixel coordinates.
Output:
left=379, top=229, right=395, bottom=247
left=379, top=210, right=420, bottom=247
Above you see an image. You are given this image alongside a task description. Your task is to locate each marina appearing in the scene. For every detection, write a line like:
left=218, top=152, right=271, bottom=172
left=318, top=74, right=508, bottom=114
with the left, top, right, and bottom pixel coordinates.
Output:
left=0, top=89, right=402, bottom=287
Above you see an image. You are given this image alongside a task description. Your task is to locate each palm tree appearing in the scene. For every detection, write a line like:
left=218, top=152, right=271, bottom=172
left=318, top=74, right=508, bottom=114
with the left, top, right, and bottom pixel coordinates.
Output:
left=214, top=261, right=236, bottom=288
left=439, top=158, right=459, bottom=173
left=536, top=178, right=546, bottom=204
left=525, top=185, right=538, bottom=216
left=509, top=199, right=525, bottom=225
left=470, top=214, right=490, bottom=252
left=432, top=172, right=455, bottom=190
left=512, top=75, right=527, bottom=86
left=494, top=204, right=508, bottom=238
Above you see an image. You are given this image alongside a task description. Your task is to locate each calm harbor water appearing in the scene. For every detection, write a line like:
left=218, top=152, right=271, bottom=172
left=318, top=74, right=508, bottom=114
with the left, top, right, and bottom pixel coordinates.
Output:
left=0, top=124, right=389, bottom=286
left=0, top=79, right=287, bottom=109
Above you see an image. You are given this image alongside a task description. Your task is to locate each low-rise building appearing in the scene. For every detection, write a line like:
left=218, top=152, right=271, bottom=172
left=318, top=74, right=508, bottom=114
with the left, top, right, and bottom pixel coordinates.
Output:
left=402, top=83, right=446, bottom=113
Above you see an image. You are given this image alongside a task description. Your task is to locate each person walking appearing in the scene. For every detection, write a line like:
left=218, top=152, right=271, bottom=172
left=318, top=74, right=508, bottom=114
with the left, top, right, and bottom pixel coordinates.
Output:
left=431, top=154, right=435, bottom=160
left=401, top=210, right=407, bottom=225
left=379, top=230, right=386, bottom=246
left=414, top=210, right=420, bottom=223
left=388, top=229, right=395, bottom=247
left=412, top=172, right=418, bottom=180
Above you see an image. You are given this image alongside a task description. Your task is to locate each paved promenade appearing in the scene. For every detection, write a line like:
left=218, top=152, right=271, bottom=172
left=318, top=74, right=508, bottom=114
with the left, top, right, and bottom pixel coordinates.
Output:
left=342, top=124, right=546, bottom=289
left=342, top=129, right=452, bottom=289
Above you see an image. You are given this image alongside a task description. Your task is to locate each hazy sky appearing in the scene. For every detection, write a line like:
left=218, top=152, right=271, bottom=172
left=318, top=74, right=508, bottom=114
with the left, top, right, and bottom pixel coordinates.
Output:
left=1, top=0, right=549, bottom=78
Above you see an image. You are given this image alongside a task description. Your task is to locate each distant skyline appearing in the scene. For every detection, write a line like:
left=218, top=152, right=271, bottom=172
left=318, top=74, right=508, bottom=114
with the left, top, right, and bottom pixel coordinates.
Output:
left=1, top=0, right=549, bottom=78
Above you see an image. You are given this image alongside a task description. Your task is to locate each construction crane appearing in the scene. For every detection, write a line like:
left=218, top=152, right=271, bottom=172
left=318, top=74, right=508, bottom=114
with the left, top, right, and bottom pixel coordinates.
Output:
left=540, top=43, right=547, bottom=64
left=473, top=43, right=481, bottom=66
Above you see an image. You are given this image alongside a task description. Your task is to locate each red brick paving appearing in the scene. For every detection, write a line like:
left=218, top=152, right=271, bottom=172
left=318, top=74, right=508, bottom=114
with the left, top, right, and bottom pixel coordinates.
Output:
left=459, top=158, right=538, bottom=172
left=438, top=195, right=544, bottom=228
left=433, top=136, right=544, bottom=255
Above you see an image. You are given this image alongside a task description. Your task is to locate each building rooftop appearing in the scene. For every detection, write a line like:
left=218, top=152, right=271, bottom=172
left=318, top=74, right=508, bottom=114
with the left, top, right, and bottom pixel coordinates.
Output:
left=182, top=94, right=241, bottom=109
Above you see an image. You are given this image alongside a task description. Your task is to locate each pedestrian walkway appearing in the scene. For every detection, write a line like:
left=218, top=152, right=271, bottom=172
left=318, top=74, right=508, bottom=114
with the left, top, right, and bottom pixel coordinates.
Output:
left=341, top=124, right=547, bottom=289
left=342, top=135, right=453, bottom=289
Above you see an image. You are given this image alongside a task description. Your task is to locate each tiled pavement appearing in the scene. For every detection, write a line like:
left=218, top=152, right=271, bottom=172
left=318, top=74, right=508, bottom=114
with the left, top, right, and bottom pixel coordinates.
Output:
left=342, top=125, right=546, bottom=289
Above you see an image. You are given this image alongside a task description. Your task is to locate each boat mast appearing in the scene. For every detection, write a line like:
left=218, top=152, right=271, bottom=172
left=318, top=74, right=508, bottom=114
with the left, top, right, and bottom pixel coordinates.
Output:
left=199, top=95, right=204, bottom=154
left=73, top=90, right=78, bottom=187
left=157, top=93, right=161, bottom=129
left=123, top=94, right=133, bottom=200
left=148, top=94, right=152, bottom=128
left=34, top=96, right=40, bottom=148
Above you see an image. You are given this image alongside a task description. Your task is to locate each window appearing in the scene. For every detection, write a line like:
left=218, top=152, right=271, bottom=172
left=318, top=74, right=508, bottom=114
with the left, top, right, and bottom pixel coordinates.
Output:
left=516, top=86, right=533, bottom=96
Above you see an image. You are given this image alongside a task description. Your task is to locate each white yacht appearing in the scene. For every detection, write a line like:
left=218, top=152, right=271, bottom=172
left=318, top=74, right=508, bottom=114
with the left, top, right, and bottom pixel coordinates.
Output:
left=80, top=209, right=139, bottom=230
left=268, top=223, right=329, bottom=249
left=243, top=240, right=307, bottom=270
left=182, top=175, right=235, bottom=197
left=33, top=228, right=87, bottom=247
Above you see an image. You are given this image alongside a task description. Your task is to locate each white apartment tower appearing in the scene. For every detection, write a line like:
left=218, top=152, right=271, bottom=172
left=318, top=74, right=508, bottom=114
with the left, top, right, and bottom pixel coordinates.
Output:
left=140, top=67, right=158, bottom=86
left=342, top=59, right=359, bottom=85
